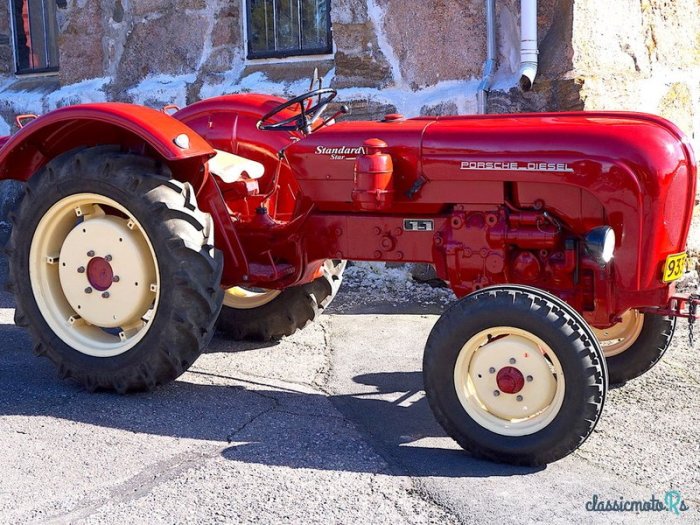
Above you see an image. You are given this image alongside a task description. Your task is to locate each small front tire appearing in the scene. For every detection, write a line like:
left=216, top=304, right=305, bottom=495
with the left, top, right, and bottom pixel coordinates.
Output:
left=592, top=310, right=674, bottom=385
left=423, top=285, right=607, bottom=466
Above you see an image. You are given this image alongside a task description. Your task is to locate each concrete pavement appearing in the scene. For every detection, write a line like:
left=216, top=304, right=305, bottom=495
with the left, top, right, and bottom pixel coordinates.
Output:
left=0, top=258, right=698, bottom=524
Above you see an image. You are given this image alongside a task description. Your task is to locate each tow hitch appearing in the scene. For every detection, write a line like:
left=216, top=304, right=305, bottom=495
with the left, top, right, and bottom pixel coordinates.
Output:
left=640, top=294, right=700, bottom=345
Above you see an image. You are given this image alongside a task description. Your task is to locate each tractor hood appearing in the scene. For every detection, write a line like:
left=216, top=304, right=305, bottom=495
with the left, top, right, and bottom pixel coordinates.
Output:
left=286, top=111, right=697, bottom=292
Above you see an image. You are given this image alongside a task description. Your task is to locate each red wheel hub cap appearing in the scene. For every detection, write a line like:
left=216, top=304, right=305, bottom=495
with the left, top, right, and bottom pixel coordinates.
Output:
left=496, top=366, right=525, bottom=394
left=87, top=257, right=114, bottom=291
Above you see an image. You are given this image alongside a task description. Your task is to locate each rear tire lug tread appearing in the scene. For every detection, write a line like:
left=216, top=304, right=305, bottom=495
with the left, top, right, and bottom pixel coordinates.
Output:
left=9, top=146, right=223, bottom=394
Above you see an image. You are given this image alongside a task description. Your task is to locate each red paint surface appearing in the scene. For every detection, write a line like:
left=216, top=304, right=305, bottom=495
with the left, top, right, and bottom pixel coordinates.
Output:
left=87, top=257, right=113, bottom=292
left=1, top=94, right=696, bottom=327
left=497, top=367, right=525, bottom=395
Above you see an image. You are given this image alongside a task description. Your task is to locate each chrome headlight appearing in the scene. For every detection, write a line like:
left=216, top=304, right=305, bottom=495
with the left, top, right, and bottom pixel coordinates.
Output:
left=585, top=226, right=615, bottom=263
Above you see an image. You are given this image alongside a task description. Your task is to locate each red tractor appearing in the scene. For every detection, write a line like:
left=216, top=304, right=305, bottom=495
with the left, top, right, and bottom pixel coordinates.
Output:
left=1, top=76, right=697, bottom=466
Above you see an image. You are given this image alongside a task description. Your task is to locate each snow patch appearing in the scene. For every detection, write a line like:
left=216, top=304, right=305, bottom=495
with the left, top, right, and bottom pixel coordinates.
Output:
left=342, top=262, right=456, bottom=308
left=0, top=118, right=9, bottom=137
left=127, top=73, right=196, bottom=108
left=336, top=79, right=480, bottom=117
left=45, top=77, right=109, bottom=108
left=366, top=0, right=404, bottom=88
left=201, top=70, right=313, bottom=100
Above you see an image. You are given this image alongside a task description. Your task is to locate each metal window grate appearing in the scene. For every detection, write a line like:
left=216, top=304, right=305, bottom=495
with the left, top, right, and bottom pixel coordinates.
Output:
left=246, top=0, right=332, bottom=59
left=10, top=0, right=60, bottom=74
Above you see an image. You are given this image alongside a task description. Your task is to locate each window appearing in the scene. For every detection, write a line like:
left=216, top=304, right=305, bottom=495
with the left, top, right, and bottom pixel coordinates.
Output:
left=10, top=0, right=59, bottom=74
left=246, top=0, right=332, bottom=59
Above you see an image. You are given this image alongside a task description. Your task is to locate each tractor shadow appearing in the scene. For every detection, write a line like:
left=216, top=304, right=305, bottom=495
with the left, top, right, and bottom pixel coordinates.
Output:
left=0, top=321, right=541, bottom=479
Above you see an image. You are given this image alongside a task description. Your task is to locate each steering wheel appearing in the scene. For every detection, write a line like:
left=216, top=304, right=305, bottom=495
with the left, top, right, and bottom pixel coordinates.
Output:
left=258, top=88, right=338, bottom=133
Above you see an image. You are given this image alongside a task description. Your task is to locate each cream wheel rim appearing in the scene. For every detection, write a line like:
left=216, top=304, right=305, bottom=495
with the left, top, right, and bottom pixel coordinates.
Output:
left=29, top=193, right=160, bottom=358
left=592, top=310, right=644, bottom=357
left=223, top=287, right=281, bottom=309
left=453, top=327, right=565, bottom=437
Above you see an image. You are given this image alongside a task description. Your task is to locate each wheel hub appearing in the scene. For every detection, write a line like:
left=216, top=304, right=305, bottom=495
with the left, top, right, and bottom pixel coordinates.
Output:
left=87, top=257, right=114, bottom=292
left=496, top=366, right=525, bottom=394
left=58, top=215, right=156, bottom=328
left=466, top=333, right=558, bottom=421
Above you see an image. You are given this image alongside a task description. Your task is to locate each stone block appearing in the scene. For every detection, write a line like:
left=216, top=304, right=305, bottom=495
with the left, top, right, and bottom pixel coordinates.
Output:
left=379, top=0, right=485, bottom=87
left=115, top=13, right=208, bottom=89
left=57, top=1, right=106, bottom=84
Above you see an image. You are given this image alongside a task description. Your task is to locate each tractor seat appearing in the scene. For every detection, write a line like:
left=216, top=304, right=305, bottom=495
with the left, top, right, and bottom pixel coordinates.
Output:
left=208, top=149, right=265, bottom=184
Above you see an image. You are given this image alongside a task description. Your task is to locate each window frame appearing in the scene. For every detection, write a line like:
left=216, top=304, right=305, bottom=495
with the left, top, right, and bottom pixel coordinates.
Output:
left=9, top=0, right=60, bottom=75
left=245, top=0, right=333, bottom=60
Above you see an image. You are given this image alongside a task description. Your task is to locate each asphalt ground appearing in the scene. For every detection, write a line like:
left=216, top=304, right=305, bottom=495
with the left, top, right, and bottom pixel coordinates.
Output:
left=0, top=256, right=698, bottom=524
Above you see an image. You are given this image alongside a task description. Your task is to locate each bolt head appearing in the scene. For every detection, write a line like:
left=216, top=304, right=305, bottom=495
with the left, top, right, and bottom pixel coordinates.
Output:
left=112, top=276, right=120, bottom=283
left=102, top=292, right=110, bottom=299
left=105, top=255, right=112, bottom=262
left=493, top=390, right=500, bottom=397
left=77, top=266, right=85, bottom=274
left=526, top=375, right=533, bottom=382
left=516, top=395, right=524, bottom=402
left=84, top=287, right=93, bottom=294
left=509, top=358, right=516, bottom=365
left=87, top=250, right=95, bottom=257
left=489, top=367, right=496, bottom=374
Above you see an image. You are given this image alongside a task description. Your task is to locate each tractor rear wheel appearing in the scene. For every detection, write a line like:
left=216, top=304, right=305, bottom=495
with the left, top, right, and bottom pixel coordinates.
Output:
left=217, top=260, right=346, bottom=341
left=592, top=310, right=674, bottom=385
left=7, top=146, right=223, bottom=393
left=423, top=285, right=607, bottom=466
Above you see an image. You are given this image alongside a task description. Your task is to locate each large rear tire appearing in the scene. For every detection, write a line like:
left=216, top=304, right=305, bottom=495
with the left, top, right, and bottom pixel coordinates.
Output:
left=217, top=260, right=346, bottom=341
left=424, top=285, right=607, bottom=466
left=7, top=147, right=224, bottom=393
left=592, top=310, right=675, bottom=385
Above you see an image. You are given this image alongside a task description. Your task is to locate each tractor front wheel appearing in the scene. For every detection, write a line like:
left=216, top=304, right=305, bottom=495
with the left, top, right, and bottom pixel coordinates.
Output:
left=592, top=310, right=675, bottom=385
left=7, top=147, right=224, bottom=392
left=217, top=260, right=346, bottom=341
left=424, top=285, right=607, bottom=466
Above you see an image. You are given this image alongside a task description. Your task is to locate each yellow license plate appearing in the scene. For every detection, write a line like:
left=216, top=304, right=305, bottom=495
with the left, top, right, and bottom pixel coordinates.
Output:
left=663, top=252, right=688, bottom=283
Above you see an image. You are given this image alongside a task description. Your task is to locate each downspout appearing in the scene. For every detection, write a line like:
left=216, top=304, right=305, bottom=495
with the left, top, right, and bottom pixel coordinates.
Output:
left=519, top=0, right=538, bottom=91
left=476, top=0, right=497, bottom=114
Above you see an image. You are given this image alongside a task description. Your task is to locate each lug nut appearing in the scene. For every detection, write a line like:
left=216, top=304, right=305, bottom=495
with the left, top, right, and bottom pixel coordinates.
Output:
left=84, top=287, right=93, bottom=294
left=102, top=292, right=110, bottom=299
left=87, top=250, right=95, bottom=257
left=516, top=395, right=524, bottom=402
left=105, top=255, right=113, bottom=262
left=493, top=390, right=500, bottom=397
left=77, top=266, right=85, bottom=274
left=112, top=276, right=120, bottom=283
left=509, top=358, right=516, bottom=364
left=489, top=367, right=496, bottom=374
left=526, top=375, right=533, bottom=382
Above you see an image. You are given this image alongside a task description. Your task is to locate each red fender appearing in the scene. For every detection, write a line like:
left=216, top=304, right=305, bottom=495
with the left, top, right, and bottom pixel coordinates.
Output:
left=0, top=103, right=251, bottom=286
left=0, top=103, right=215, bottom=181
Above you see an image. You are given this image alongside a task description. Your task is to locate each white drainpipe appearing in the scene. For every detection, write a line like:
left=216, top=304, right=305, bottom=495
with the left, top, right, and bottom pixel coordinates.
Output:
left=519, top=0, right=538, bottom=91
left=477, top=0, right=497, bottom=114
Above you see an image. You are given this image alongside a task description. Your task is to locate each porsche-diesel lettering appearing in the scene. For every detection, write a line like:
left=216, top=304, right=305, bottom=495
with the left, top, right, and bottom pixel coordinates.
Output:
left=460, top=161, right=574, bottom=173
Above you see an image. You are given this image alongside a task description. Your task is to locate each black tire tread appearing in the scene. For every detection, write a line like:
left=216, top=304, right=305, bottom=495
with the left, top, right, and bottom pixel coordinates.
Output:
left=217, top=260, right=346, bottom=341
left=604, top=313, right=675, bottom=385
left=7, top=146, right=224, bottom=393
left=423, top=285, right=607, bottom=466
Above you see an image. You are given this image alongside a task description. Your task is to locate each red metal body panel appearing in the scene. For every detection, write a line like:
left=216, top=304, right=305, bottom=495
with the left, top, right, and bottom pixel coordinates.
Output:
left=0, top=93, right=695, bottom=326
left=189, top=101, right=696, bottom=326
left=0, top=103, right=215, bottom=181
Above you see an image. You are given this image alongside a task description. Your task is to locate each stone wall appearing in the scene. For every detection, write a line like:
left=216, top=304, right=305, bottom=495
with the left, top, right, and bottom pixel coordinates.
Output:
left=0, top=0, right=698, bottom=239
left=492, top=0, right=700, bottom=144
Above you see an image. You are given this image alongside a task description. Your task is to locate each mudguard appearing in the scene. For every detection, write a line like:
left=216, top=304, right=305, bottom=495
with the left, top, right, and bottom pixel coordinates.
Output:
left=0, top=103, right=215, bottom=181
